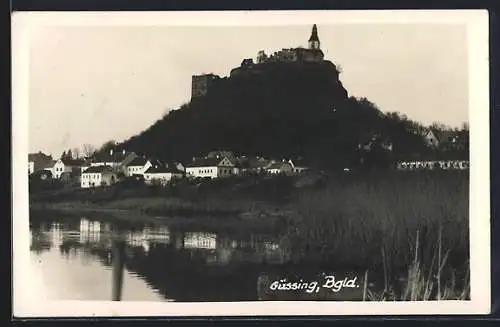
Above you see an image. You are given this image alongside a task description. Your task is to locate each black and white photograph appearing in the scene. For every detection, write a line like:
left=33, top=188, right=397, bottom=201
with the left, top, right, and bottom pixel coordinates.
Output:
left=12, top=10, right=490, bottom=316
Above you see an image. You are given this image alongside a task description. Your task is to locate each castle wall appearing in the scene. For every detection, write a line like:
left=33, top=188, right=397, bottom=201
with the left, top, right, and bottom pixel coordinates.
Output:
left=192, top=74, right=220, bottom=98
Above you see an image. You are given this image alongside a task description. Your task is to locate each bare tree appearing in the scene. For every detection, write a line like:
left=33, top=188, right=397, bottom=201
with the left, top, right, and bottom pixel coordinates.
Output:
left=72, top=147, right=81, bottom=159
left=430, top=122, right=449, bottom=132
left=81, top=144, right=96, bottom=158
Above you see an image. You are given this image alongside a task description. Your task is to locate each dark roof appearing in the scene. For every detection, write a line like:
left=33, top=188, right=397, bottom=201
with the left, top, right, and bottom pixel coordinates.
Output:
left=82, top=166, right=115, bottom=174
left=434, top=130, right=458, bottom=142
left=61, top=158, right=86, bottom=166
left=267, top=162, right=290, bottom=170
left=144, top=165, right=183, bottom=174
left=186, top=157, right=232, bottom=168
left=237, top=156, right=270, bottom=169
left=40, top=160, right=56, bottom=169
left=28, top=152, right=52, bottom=162
left=127, top=156, right=148, bottom=166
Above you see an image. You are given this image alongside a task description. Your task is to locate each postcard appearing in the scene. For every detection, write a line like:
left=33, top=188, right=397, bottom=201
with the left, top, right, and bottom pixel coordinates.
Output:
left=12, top=9, right=490, bottom=316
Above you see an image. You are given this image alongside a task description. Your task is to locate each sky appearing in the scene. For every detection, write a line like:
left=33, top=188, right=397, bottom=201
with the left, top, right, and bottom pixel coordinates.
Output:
left=28, top=23, right=468, bottom=157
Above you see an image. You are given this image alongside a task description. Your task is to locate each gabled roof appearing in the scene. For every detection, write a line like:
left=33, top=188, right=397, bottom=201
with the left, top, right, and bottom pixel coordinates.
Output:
left=60, top=158, right=86, bottom=166
left=266, top=162, right=291, bottom=170
left=82, top=166, right=115, bottom=174
left=237, top=156, right=270, bottom=169
left=426, top=129, right=459, bottom=144
left=28, top=152, right=52, bottom=162
left=41, top=160, right=56, bottom=169
left=127, top=156, right=148, bottom=167
left=434, top=130, right=458, bottom=142
left=186, top=157, right=233, bottom=168
left=144, top=165, right=183, bottom=174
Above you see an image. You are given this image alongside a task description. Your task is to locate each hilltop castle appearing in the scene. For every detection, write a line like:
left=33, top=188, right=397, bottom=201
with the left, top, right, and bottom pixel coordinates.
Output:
left=255, top=24, right=324, bottom=64
left=191, top=24, right=326, bottom=99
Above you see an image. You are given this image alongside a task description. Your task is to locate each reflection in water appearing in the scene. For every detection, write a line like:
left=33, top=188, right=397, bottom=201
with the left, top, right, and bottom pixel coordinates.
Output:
left=29, top=215, right=331, bottom=302
left=111, top=239, right=125, bottom=301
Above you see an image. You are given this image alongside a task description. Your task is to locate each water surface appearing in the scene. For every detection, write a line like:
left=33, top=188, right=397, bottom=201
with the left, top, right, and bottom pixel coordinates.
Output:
left=29, top=214, right=296, bottom=302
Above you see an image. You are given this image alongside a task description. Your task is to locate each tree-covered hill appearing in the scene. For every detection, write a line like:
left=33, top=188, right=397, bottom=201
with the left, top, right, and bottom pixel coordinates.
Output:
left=108, top=60, right=465, bottom=169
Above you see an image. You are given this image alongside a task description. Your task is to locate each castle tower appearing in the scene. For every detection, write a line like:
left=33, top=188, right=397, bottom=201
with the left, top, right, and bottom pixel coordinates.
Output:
left=308, top=24, right=320, bottom=50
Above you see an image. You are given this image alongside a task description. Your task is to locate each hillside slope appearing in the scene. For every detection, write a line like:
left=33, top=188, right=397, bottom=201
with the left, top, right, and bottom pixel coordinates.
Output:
left=117, top=60, right=429, bottom=168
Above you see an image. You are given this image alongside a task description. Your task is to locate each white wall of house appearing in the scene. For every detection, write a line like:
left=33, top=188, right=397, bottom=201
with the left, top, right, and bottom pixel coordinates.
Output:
left=91, top=161, right=121, bottom=168
left=53, top=160, right=75, bottom=179
left=184, top=232, right=217, bottom=250
left=267, top=163, right=293, bottom=175
left=144, top=172, right=182, bottom=184
left=186, top=166, right=219, bottom=179
left=81, top=172, right=117, bottom=188
left=186, top=157, right=235, bottom=179
left=176, top=163, right=185, bottom=172
left=28, top=161, right=34, bottom=175
left=425, top=131, right=439, bottom=147
left=267, top=168, right=281, bottom=174
left=126, top=161, right=152, bottom=177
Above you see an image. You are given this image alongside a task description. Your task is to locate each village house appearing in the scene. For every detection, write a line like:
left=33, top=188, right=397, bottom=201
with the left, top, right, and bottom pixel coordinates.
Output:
left=423, top=129, right=463, bottom=150
left=234, top=156, right=272, bottom=175
left=90, top=149, right=138, bottom=174
left=143, top=164, right=184, bottom=185
left=28, top=151, right=53, bottom=175
left=185, top=156, right=235, bottom=179
left=80, top=165, right=118, bottom=188
left=288, top=159, right=309, bottom=174
left=183, top=232, right=217, bottom=250
left=125, top=157, right=153, bottom=177
left=52, top=158, right=87, bottom=179
left=424, top=130, right=440, bottom=148
left=265, top=160, right=294, bottom=175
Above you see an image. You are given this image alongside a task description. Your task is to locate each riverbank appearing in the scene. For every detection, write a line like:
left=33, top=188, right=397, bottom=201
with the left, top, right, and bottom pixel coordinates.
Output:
left=29, top=196, right=289, bottom=234
left=29, top=170, right=470, bottom=300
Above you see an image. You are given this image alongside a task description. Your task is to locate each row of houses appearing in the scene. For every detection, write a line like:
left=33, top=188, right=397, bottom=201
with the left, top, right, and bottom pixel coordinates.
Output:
left=28, top=149, right=310, bottom=189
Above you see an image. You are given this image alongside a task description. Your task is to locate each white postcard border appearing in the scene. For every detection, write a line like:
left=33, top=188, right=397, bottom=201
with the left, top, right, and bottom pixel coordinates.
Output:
left=12, top=10, right=491, bottom=317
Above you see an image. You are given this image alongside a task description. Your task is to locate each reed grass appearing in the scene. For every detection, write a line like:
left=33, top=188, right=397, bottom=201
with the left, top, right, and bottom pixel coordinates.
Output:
left=282, top=170, right=470, bottom=300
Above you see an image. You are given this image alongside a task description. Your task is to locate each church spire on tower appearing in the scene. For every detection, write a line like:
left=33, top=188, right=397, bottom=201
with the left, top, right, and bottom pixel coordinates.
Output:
left=308, top=24, right=320, bottom=50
